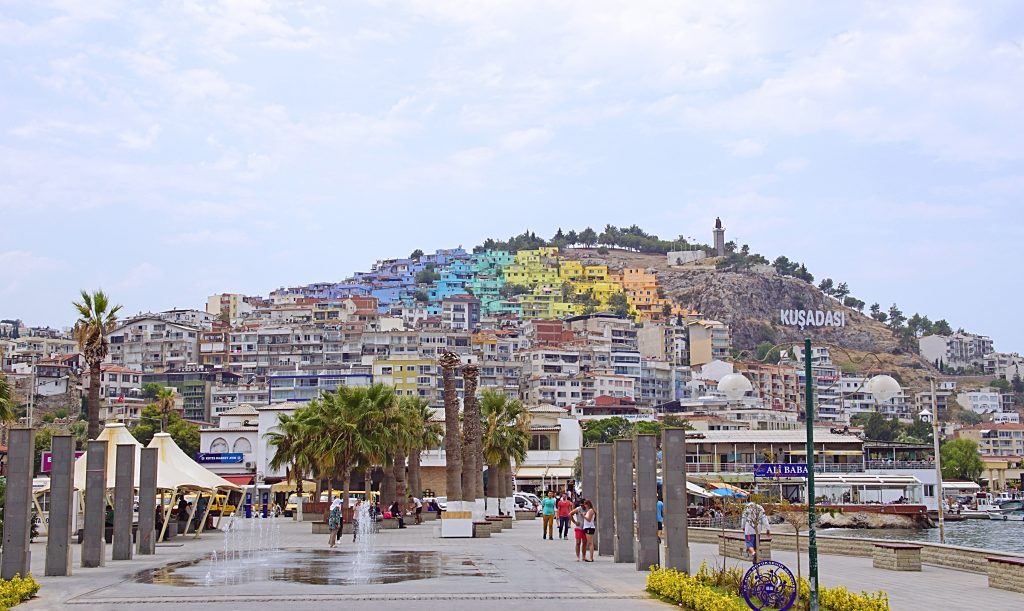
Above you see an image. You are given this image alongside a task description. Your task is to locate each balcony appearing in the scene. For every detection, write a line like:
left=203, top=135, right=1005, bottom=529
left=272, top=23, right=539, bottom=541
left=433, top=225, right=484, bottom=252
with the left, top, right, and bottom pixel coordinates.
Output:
left=686, top=462, right=864, bottom=474
left=865, top=460, right=935, bottom=470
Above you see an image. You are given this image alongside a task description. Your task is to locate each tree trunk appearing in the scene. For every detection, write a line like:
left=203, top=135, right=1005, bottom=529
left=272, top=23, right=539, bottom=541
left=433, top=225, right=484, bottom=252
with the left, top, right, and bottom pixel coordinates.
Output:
left=461, top=365, right=480, bottom=501
left=440, top=352, right=463, bottom=503
left=341, top=470, right=351, bottom=524
left=408, top=447, right=422, bottom=498
left=87, top=360, right=101, bottom=439
left=393, top=453, right=407, bottom=503
left=381, top=466, right=396, bottom=509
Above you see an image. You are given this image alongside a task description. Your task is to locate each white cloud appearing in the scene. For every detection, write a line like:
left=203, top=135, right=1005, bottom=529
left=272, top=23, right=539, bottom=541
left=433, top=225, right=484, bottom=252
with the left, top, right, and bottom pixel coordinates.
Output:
left=164, top=229, right=252, bottom=246
left=118, top=124, right=162, bottom=150
left=724, top=138, right=764, bottom=158
left=0, top=250, right=63, bottom=295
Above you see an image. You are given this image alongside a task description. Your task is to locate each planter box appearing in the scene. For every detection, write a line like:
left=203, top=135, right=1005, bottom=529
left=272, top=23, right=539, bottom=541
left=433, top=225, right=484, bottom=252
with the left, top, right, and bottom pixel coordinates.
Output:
left=422, top=511, right=439, bottom=522
left=515, top=510, right=536, bottom=521
left=501, top=515, right=513, bottom=529
left=380, top=519, right=400, bottom=530
left=473, top=521, right=492, bottom=538
left=987, top=556, right=1024, bottom=593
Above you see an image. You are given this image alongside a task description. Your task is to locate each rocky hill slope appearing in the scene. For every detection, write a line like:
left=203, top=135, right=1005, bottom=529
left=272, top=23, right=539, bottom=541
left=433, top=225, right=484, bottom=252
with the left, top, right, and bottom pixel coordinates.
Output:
left=566, top=247, right=938, bottom=389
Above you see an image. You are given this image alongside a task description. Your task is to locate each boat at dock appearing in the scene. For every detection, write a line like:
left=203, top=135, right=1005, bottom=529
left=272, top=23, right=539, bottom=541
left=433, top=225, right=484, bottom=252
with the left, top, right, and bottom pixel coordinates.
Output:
left=988, top=500, right=1024, bottom=521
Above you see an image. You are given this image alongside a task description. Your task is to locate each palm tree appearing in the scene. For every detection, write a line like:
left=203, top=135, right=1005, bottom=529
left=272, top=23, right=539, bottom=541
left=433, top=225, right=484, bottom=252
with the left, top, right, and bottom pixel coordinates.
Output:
left=480, top=390, right=529, bottom=514
left=305, top=384, right=390, bottom=510
left=155, top=387, right=176, bottom=432
left=73, top=289, right=121, bottom=439
left=439, top=350, right=463, bottom=507
left=461, top=364, right=482, bottom=503
left=265, top=410, right=313, bottom=499
left=406, top=396, right=441, bottom=499
left=0, top=373, right=16, bottom=423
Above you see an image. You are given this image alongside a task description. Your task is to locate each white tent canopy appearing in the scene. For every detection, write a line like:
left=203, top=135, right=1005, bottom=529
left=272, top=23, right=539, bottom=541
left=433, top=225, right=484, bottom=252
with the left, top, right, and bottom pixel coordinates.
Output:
left=687, top=481, right=711, bottom=498
left=61, top=423, right=143, bottom=491
left=147, top=432, right=240, bottom=493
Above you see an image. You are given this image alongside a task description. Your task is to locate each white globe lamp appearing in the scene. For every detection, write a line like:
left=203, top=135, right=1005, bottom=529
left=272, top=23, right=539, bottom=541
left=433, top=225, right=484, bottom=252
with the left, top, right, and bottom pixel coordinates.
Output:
left=718, top=373, right=753, bottom=401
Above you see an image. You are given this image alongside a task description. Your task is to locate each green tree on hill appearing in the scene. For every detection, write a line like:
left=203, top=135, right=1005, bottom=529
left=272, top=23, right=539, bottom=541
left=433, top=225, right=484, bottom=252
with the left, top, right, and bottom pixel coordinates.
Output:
left=579, top=227, right=597, bottom=247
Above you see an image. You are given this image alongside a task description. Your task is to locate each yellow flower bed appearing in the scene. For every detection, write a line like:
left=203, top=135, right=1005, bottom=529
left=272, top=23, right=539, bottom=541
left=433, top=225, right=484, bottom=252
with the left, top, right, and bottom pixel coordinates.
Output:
left=648, top=564, right=889, bottom=611
left=647, top=566, right=747, bottom=610
left=0, top=574, right=39, bottom=610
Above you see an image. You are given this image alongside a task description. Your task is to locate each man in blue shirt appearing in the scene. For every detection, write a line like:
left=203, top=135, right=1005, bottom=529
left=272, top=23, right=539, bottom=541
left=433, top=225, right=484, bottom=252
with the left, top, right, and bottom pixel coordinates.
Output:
left=657, top=497, right=664, bottom=533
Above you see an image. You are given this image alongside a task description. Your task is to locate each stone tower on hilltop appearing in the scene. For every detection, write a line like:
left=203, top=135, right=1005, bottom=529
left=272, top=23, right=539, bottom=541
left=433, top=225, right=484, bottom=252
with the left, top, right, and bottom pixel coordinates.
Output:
left=713, top=217, right=726, bottom=256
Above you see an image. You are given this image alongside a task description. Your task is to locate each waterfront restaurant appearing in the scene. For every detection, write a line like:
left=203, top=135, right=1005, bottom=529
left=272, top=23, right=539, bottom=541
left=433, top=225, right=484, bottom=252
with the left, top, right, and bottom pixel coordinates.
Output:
left=683, top=429, right=865, bottom=480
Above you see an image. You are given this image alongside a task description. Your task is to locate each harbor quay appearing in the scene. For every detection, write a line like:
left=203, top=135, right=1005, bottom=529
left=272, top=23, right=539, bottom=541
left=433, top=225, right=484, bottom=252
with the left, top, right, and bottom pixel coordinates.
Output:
left=20, top=517, right=1024, bottom=610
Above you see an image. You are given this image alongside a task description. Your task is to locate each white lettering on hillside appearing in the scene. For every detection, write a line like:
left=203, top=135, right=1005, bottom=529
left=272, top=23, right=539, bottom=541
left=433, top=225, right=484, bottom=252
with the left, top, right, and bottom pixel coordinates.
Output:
left=779, top=309, right=846, bottom=330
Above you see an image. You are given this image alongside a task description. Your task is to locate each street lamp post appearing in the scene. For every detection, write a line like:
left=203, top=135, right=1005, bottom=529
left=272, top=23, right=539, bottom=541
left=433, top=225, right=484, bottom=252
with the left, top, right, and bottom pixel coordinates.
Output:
left=921, top=378, right=945, bottom=544
left=803, top=338, right=820, bottom=611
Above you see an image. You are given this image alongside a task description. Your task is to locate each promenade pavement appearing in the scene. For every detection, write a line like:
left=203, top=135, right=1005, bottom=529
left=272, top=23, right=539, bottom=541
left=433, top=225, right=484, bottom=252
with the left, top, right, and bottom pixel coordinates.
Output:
left=19, top=517, right=1023, bottom=610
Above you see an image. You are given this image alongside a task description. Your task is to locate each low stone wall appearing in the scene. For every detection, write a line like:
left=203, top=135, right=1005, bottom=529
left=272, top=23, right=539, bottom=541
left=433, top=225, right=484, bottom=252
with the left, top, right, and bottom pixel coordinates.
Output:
left=718, top=533, right=772, bottom=561
left=987, top=557, right=1024, bottom=593
left=872, top=544, right=922, bottom=571
left=690, top=528, right=1024, bottom=574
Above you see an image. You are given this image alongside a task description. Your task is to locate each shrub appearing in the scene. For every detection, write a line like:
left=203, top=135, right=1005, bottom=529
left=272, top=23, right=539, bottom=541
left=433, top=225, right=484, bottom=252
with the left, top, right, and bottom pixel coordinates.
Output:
left=0, top=574, right=40, bottom=609
left=651, top=562, right=889, bottom=611
left=647, top=566, right=746, bottom=611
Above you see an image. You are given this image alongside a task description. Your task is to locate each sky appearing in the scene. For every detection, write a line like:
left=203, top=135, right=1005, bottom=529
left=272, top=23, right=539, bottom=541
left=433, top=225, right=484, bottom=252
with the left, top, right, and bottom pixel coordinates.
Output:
left=1, top=1, right=1022, bottom=351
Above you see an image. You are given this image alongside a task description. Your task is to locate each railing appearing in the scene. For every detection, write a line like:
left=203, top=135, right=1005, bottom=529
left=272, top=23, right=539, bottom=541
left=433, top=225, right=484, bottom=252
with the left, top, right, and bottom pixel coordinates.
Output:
left=865, top=460, right=934, bottom=470
left=686, top=462, right=864, bottom=474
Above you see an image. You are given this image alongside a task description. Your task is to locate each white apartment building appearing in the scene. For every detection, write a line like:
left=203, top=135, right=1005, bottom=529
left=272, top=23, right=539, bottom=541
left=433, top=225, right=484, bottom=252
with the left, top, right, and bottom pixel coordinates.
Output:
left=200, top=404, right=259, bottom=479
left=919, top=332, right=994, bottom=370
left=210, top=383, right=269, bottom=416
left=985, top=352, right=1024, bottom=381
left=956, top=387, right=1005, bottom=415
left=107, top=317, right=200, bottom=373
left=514, top=403, right=583, bottom=493
left=637, top=322, right=689, bottom=367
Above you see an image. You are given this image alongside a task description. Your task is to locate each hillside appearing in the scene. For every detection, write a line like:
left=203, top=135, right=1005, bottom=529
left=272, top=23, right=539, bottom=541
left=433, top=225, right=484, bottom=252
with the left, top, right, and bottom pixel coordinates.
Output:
left=564, top=247, right=939, bottom=390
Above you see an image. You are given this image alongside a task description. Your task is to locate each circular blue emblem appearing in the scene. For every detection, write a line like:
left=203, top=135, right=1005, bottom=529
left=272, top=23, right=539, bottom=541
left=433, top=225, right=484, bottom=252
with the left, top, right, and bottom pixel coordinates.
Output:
left=741, top=560, right=797, bottom=611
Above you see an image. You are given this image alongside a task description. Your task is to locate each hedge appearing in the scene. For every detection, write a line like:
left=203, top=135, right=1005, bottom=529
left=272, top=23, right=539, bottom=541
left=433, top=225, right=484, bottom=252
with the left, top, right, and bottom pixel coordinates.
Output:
left=0, top=574, right=39, bottom=610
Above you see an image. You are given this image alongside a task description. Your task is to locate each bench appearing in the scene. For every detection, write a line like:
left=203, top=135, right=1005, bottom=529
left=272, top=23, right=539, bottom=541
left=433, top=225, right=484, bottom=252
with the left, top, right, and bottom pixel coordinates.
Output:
left=872, top=543, right=922, bottom=571
left=473, top=521, right=492, bottom=538
left=486, top=516, right=504, bottom=532
left=379, top=518, right=400, bottom=529
left=515, top=510, right=536, bottom=521
left=986, top=556, right=1024, bottom=593
left=422, top=511, right=439, bottom=522
left=718, top=532, right=771, bottom=561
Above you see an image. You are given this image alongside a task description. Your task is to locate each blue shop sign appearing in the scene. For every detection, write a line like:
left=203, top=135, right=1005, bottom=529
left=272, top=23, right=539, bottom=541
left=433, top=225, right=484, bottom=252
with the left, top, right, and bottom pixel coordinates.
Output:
left=196, top=452, right=244, bottom=464
left=754, top=463, right=808, bottom=478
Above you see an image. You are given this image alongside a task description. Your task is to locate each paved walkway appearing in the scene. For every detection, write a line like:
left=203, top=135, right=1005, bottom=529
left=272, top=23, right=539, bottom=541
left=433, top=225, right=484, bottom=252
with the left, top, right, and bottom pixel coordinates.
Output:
left=20, top=518, right=1023, bottom=609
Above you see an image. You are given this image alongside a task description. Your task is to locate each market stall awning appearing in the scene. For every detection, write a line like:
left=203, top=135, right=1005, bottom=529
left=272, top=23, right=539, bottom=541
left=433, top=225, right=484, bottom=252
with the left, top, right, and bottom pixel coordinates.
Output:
left=271, top=479, right=316, bottom=493
left=687, top=482, right=711, bottom=498
left=223, top=475, right=254, bottom=486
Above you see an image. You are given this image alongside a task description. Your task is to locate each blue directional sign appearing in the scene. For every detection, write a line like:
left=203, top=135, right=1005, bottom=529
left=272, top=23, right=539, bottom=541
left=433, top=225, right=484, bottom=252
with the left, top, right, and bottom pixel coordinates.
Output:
left=195, top=452, right=244, bottom=464
left=754, top=463, right=808, bottom=478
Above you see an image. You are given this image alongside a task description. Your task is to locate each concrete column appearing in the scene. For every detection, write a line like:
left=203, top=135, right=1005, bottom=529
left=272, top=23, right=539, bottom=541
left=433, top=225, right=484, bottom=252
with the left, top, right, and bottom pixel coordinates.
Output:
left=662, top=428, right=690, bottom=573
left=581, top=447, right=597, bottom=504
left=612, top=438, right=635, bottom=563
left=112, top=444, right=135, bottom=560
left=45, top=435, right=74, bottom=576
left=635, top=434, right=659, bottom=571
left=81, top=440, right=108, bottom=568
left=1, top=428, right=35, bottom=580
left=137, top=447, right=157, bottom=555
left=596, top=443, right=614, bottom=556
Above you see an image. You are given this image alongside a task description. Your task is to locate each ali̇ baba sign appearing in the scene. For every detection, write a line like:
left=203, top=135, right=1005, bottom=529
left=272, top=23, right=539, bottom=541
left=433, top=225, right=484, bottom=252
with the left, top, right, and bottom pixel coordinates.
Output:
left=779, top=309, right=846, bottom=330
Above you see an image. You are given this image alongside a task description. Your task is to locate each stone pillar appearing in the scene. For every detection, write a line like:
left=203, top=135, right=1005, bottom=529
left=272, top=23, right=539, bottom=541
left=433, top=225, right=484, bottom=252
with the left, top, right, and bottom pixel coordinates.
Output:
left=1, top=428, right=35, bottom=580
left=662, top=428, right=690, bottom=573
left=635, top=434, right=659, bottom=571
left=137, top=447, right=157, bottom=555
left=612, top=438, right=635, bottom=563
left=45, top=434, right=75, bottom=576
left=581, top=447, right=597, bottom=504
left=81, top=440, right=108, bottom=568
left=112, top=444, right=135, bottom=560
left=596, top=443, right=614, bottom=556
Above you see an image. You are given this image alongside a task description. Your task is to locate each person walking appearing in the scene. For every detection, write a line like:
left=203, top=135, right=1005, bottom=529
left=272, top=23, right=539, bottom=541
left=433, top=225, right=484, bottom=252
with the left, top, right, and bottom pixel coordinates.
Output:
left=581, top=500, right=597, bottom=562
left=327, top=497, right=343, bottom=548
left=570, top=499, right=586, bottom=561
left=556, top=492, right=573, bottom=540
left=541, top=490, right=557, bottom=540
left=741, top=501, right=770, bottom=563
